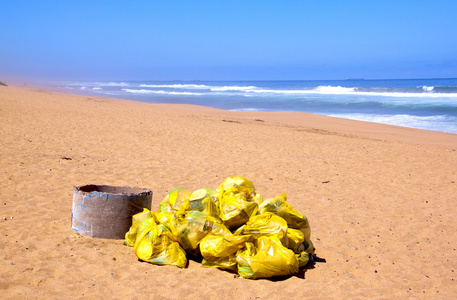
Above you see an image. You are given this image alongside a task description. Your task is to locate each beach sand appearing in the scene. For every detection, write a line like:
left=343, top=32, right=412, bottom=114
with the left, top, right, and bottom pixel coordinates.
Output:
left=1, top=85, right=457, bottom=298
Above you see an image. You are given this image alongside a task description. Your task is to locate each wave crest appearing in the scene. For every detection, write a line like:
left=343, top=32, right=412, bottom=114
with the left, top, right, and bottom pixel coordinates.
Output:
left=122, top=89, right=202, bottom=95
left=314, top=85, right=356, bottom=93
left=139, top=84, right=209, bottom=89
left=422, top=86, right=435, bottom=92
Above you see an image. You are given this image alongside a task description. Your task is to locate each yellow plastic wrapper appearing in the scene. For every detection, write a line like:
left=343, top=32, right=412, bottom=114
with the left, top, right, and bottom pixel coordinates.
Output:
left=159, top=187, right=192, bottom=213
left=259, top=193, right=315, bottom=255
left=236, top=236, right=299, bottom=279
left=124, top=208, right=153, bottom=247
left=133, top=217, right=187, bottom=268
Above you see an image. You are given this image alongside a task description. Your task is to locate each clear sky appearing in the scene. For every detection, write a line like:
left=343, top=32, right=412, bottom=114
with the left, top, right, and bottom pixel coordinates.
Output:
left=1, top=1, right=456, bottom=81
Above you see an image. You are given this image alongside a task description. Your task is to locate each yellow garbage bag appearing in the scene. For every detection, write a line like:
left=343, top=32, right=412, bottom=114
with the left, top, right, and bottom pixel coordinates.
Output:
left=133, top=217, right=187, bottom=268
left=217, top=186, right=259, bottom=229
left=200, top=233, right=251, bottom=270
left=201, top=253, right=239, bottom=270
left=217, top=176, right=256, bottom=195
left=124, top=208, right=153, bottom=247
left=236, top=236, right=299, bottom=279
left=174, top=210, right=217, bottom=256
left=234, top=212, right=289, bottom=246
left=201, top=195, right=221, bottom=220
left=286, top=228, right=311, bottom=267
left=151, top=211, right=178, bottom=238
left=296, top=251, right=310, bottom=268
left=152, top=211, right=174, bottom=225
left=286, top=228, right=305, bottom=253
left=159, top=187, right=192, bottom=213
left=259, top=193, right=314, bottom=255
left=217, top=176, right=263, bottom=203
left=124, top=177, right=315, bottom=278
left=189, top=188, right=215, bottom=212
left=259, top=193, right=307, bottom=228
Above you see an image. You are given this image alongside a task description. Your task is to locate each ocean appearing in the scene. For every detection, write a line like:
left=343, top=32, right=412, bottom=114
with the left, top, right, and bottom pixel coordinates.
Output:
left=57, top=78, right=457, bottom=134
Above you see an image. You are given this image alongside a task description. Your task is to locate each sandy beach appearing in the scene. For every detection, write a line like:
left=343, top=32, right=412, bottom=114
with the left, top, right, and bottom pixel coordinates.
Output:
left=1, top=85, right=457, bottom=298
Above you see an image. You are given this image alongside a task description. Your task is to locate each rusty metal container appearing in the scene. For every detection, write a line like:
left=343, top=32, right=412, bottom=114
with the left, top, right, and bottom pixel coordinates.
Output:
left=71, top=185, right=152, bottom=239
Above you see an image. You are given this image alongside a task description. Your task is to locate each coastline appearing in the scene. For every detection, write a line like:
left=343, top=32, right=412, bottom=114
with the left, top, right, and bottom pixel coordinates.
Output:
left=22, top=77, right=457, bottom=134
left=1, top=85, right=457, bottom=298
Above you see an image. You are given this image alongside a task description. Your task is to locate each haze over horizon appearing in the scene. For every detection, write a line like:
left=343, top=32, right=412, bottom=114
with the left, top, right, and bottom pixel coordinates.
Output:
left=1, top=1, right=457, bottom=82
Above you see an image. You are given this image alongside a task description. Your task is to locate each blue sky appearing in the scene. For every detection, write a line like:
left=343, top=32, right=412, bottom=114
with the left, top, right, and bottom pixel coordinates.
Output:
left=1, top=1, right=456, bottom=81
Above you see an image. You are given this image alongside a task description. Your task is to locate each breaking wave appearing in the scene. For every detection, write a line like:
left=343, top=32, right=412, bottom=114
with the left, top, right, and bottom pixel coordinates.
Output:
left=122, top=88, right=202, bottom=96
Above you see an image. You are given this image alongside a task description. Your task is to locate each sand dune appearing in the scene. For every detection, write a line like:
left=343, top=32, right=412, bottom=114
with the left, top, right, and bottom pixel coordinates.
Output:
left=1, top=85, right=457, bottom=298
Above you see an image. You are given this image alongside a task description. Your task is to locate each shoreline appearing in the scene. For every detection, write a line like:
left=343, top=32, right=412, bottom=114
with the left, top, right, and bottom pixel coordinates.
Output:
left=10, top=77, right=457, bottom=135
left=6, top=84, right=457, bottom=147
left=1, top=85, right=457, bottom=297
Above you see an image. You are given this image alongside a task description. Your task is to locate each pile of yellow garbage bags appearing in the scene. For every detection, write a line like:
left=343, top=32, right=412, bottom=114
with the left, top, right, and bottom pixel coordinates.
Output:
left=124, top=177, right=315, bottom=279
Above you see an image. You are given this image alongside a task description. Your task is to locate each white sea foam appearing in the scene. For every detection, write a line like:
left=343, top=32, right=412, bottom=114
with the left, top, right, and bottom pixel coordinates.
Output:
left=328, top=113, right=457, bottom=133
left=229, top=108, right=263, bottom=112
left=314, top=86, right=356, bottom=93
left=352, top=91, right=457, bottom=98
left=123, top=83, right=457, bottom=98
left=238, top=85, right=355, bottom=95
left=67, top=81, right=129, bottom=87
left=210, top=86, right=257, bottom=92
left=247, top=88, right=311, bottom=94
left=139, top=84, right=209, bottom=89
left=245, top=86, right=457, bottom=98
left=122, top=88, right=202, bottom=96
left=92, top=87, right=102, bottom=90
left=103, top=82, right=129, bottom=87
left=139, top=84, right=259, bottom=92
left=313, top=86, right=456, bottom=98
left=422, top=86, right=435, bottom=92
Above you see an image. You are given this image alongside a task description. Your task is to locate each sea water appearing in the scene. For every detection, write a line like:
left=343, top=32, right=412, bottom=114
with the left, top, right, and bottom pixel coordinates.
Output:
left=57, top=78, right=457, bottom=134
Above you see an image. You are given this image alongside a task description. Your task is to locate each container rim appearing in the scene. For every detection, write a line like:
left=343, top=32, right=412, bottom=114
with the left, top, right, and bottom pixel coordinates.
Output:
left=74, top=184, right=152, bottom=196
